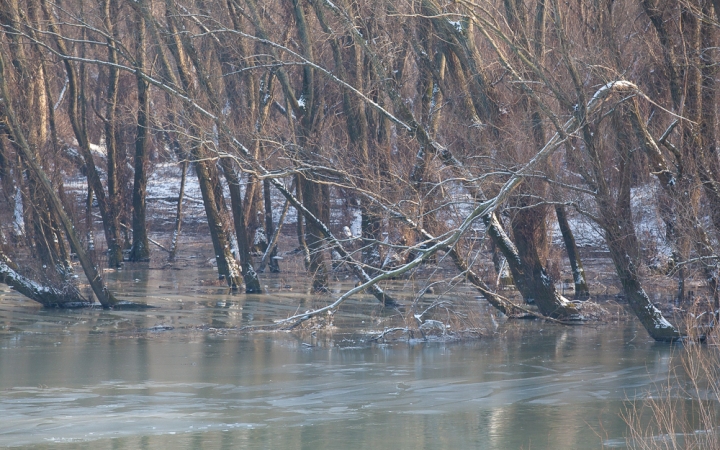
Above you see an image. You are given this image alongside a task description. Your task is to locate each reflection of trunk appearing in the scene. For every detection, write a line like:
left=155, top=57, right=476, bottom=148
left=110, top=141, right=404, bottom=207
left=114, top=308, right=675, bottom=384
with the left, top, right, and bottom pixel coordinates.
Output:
left=128, top=8, right=150, bottom=261
left=555, top=206, right=589, bottom=298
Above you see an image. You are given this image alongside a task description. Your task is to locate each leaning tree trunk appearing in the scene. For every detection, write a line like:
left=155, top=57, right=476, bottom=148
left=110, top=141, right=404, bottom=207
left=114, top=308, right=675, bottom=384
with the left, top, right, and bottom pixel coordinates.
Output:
left=0, top=251, right=88, bottom=307
left=0, top=50, right=119, bottom=307
left=628, top=99, right=720, bottom=313
left=555, top=206, right=590, bottom=298
left=161, top=0, right=243, bottom=289
left=192, top=150, right=243, bottom=289
left=605, top=222, right=680, bottom=341
left=590, top=105, right=679, bottom=341
left=485, top=212, right=580, bottom=318
left=39, top=0, right=124, bottom=269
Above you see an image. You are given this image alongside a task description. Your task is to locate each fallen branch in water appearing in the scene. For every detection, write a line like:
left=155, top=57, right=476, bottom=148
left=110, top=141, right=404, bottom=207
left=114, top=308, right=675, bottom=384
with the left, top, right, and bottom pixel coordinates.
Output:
left=369, top=327, right=410, bottom=341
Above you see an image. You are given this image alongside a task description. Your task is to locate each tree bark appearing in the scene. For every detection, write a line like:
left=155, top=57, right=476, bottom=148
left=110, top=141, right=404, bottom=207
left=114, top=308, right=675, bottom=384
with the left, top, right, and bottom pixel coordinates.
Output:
left=0, top=251, right=88, bottom=307
left=219, top=155, right=262, bottom=293
left=168, top=160, right=187, bottom=261
left=555, top=206, right=590, bottom=298
left=162, top=0, right=243, bottom=288
left=128, top=6, right=151, bottom=262
left=0, top=49, right=119, bottom=307
left=262, top=177, right=281, bottom=273
left=102, top=0, right=124, bottom=267
left=39, top=0, right=123, bottom=270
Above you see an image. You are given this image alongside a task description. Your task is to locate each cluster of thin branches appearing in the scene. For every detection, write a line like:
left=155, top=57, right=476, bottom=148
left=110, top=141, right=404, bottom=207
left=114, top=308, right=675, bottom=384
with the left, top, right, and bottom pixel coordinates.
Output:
left=0, top=0, right=718, bottom=341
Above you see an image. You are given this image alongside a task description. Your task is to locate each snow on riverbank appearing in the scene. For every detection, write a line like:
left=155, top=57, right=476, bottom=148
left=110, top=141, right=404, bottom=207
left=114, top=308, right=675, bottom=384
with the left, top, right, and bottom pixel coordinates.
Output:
left=61, top=159, right=675, bottom=272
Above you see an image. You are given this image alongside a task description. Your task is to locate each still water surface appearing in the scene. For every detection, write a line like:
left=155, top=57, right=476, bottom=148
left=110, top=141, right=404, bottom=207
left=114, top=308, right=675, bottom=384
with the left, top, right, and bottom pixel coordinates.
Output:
left=0, top=268, right=679, bottom=449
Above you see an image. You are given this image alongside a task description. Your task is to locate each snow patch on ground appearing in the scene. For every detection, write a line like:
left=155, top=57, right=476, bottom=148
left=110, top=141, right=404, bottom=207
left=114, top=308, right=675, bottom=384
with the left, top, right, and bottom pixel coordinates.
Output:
left=550, top=213, right=606, bottom=249
left=631, top=183, right=673, bottom=267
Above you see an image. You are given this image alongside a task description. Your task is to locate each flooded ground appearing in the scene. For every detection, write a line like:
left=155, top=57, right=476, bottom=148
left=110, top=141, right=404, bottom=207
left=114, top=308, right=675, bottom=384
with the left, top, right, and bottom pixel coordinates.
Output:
left=0, top=261, right=694, bottom=449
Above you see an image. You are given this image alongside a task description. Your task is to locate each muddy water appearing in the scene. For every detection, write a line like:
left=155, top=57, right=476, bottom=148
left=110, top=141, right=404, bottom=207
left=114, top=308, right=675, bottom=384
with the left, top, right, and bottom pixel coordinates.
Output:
left=0, top=266, right=683, bottom=449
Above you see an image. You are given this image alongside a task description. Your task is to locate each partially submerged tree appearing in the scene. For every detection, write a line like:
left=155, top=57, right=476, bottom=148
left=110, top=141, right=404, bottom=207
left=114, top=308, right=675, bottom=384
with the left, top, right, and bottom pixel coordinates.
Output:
left=0, top=0, right=718, bottom=342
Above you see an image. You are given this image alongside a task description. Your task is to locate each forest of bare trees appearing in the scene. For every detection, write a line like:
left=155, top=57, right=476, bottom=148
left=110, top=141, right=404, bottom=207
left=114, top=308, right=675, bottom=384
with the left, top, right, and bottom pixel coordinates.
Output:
left=0, top=0, right=718, bottom=341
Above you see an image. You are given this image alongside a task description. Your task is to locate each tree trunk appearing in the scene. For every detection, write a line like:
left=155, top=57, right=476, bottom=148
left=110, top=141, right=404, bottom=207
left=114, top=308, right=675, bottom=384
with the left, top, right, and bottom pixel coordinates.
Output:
left=605, top=223, right=679, bottom=341
left=102, top=0, right=124, bottom=268
left=260, top=197, right=289, bottom=274
left=0, top=50, right=119, bottom=307
left=161, top=0, right=243, bottom=289
left=555, top=206, right=590, bottom=298
left=168, top=160, right=187, bottom=261
left=262, top=177, right=281, bottom=273
left=485, top=212, right=580, bottom=318
left=301, top=173, right=330, bottom=291
left=0, top=251, right=88, bottom=307
left=591, top=106, right=679, bottom=341
left=295, top=174, right=311, bottom=269
left=219, top=155, right=262, bottom=293
left=128, top=8, right=150, bottom=262
left=192, top=153, right=243, bottom=289
left=39, top=0, right=123, bottom=270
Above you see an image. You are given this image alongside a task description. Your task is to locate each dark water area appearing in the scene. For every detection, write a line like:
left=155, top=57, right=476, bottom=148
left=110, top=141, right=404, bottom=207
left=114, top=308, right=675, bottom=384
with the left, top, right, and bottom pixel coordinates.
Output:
left=0, top=266, right=687, bottom=449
